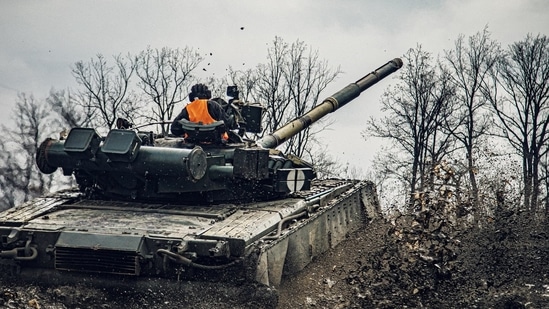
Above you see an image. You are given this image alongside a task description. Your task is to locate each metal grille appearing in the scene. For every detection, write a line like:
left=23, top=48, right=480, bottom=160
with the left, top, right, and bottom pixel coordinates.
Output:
left=55, top=247, right=139, bottom=275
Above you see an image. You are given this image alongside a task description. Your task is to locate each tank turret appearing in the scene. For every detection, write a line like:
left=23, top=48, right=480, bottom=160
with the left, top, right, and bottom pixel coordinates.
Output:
left=36, top=58, right=403, bottom=204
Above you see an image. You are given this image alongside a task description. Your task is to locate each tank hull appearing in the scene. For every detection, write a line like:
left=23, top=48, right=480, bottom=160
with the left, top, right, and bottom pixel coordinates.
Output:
left=0, top=180, right=379, bottom=287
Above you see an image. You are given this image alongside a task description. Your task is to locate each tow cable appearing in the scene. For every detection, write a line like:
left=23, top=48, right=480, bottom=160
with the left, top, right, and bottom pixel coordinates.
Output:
left=0, top=246, right=38, bottom=261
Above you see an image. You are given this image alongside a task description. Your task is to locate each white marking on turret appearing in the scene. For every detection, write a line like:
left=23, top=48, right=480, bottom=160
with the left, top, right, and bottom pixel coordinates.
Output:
left=286, top=169, right=305, bottom=192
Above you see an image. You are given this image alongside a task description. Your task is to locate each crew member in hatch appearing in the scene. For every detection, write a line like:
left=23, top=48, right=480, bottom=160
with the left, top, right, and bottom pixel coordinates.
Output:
left=170, top=83, right=229, bottom=140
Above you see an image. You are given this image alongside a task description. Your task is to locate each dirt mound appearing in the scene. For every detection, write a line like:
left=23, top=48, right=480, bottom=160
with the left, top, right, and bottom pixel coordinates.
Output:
left=278, top=207, right=549, bottom=309
left=2, top=208, right=549, bottom=308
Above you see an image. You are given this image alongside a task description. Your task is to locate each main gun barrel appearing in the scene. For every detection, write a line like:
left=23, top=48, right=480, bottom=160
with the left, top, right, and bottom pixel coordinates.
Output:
left=256, top=58, right=403, bottom=149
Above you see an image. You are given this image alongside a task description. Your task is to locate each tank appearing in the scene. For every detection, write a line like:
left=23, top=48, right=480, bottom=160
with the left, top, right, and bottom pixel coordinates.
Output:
left=0, top=58, right=402, bottom=289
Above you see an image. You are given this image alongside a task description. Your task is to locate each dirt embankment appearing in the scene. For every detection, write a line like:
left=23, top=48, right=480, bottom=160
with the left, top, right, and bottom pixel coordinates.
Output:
left=2, top=208, right=549, bottom=309
left=278, top=208, right=549, bottom=309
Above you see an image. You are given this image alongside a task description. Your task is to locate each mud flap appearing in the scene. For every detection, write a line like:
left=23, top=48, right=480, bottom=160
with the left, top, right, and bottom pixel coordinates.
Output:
left=360, top=183, right=382, bottom=220
left=255, top=237, right=289, bottom=286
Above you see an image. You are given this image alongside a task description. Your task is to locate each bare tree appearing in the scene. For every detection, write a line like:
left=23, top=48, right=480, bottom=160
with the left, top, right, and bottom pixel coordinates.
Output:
left=255, top=37, right=291, bottom=138
left=135, top=47, right=203, bottom=134
left=72, top=54, right=139, bottom=129
left=0, top=93, right=53, bottom=209
left=252, top=37, right=341, bottom=160
left=0, top=140, right=20, bottom=209
left=444, top=27, right=501, bottom=211
left=366, top=46, right=456, bottom=209
left=47, top=88, right=95, bottom=128
left=284, top=40, right=340, bottom=158
left=485, top=34, right=549, bottom=214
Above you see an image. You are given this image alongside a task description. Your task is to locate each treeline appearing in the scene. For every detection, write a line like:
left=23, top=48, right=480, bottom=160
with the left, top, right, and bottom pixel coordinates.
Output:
left=366, top=28, right=548, bottom=222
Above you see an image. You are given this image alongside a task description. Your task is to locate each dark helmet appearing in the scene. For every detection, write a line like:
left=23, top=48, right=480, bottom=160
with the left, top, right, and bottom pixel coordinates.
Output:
left=189, top=83, right=212, bottom=101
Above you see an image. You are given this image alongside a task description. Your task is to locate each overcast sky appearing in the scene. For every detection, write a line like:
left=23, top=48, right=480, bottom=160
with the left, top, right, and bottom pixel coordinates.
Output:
left=1, top=0, right=547, bottom=173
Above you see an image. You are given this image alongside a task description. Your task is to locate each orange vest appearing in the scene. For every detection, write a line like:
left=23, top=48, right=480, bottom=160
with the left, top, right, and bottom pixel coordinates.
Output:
left=186, top=99, right=229, bottom=141
left=187, top=99, right=217, bottom=124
